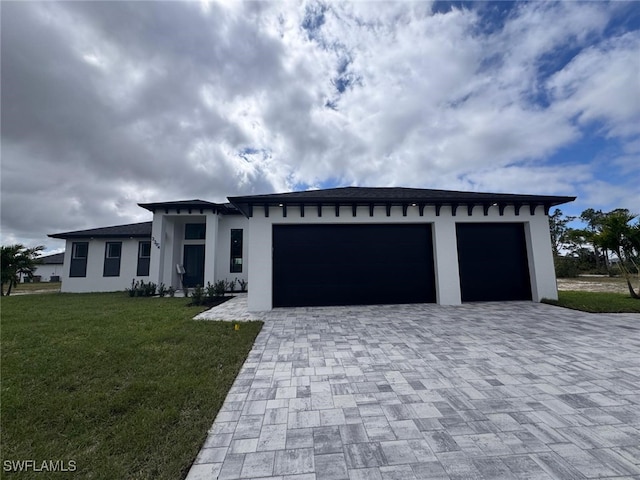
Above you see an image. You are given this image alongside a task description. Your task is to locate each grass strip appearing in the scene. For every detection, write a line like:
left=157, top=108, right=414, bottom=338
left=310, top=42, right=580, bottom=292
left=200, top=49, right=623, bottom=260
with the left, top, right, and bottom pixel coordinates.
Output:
left=542, top=290, right=640, bottom=313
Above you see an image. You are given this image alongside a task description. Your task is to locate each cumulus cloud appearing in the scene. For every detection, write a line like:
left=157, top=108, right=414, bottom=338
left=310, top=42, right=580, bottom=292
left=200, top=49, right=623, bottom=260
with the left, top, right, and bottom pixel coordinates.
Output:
left=547, top=31, right=640, bottom=138
left=1, top=0, right=638, bottom=250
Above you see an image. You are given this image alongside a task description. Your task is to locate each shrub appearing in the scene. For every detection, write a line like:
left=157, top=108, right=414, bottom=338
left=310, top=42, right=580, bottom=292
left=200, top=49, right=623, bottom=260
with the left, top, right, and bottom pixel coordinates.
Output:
left=125, top=280, right=157, bottom=297
left=213, top=280, right=226, bottom=297
left=205, top=282, right=216, bottom=300
left=555, top=256, right=579, bottom=278
left=238, top=279, right=248, bottom=292
left=226, top=278, right=237, bottom=293
left=125, top=279, right=137, bottom=297
left=191, top=285, right=204, bottom=306
left=144, top=282, right=157, bottom=297
left=168, top=286, right=176, bottom=298
left=158, top=283, right=166, bottom=298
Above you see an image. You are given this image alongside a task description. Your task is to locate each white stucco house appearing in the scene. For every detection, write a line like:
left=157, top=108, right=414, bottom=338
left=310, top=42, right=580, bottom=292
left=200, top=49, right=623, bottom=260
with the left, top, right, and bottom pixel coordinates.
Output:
left=49, top=186, right=574, bottom=311
left=24, top=252, right=64, bottom=282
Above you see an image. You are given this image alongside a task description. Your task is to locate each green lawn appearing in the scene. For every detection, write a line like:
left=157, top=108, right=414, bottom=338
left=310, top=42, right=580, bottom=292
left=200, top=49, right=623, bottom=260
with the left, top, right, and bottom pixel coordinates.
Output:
left=543, top=290, right=640, bottom=313
left=1, top=293, right=262, bottom=479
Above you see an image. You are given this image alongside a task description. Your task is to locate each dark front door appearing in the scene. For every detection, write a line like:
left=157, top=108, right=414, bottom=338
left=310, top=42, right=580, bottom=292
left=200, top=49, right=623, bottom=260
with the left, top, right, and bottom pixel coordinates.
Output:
left=456, top=223, right=532, bottom=302
left=183, top=245, right=205, bottom=288
left=273, top=224, right=436, bottom=307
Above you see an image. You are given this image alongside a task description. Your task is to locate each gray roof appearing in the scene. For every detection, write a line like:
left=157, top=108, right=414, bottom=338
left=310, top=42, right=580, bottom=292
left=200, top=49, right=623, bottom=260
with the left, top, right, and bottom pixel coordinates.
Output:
left=49, top=221, right=152, bottom=239
left=138, top=199, right=240, bottom=214
left=228, top=186, right=576, bottom=217
left=38, top=252, right=64, bottom=264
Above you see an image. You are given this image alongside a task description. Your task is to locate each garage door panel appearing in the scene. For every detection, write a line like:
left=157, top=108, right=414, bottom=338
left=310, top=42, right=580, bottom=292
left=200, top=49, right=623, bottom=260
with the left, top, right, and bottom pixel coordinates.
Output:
left=273, top=224, right=435, bottom=307
left=456, top=223, right=532, bottom=302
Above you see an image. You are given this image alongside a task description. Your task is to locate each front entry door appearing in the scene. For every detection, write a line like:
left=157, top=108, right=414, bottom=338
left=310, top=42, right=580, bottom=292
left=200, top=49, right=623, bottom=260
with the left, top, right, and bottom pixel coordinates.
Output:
left=183, top=245, right=205, bottom=288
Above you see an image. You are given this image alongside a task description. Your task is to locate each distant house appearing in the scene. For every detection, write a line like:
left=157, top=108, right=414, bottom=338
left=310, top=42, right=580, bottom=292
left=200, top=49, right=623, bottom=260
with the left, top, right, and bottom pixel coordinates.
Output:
left=49, top=186, right=575, bottom=310
left=27, top=252, right=65, bottom=282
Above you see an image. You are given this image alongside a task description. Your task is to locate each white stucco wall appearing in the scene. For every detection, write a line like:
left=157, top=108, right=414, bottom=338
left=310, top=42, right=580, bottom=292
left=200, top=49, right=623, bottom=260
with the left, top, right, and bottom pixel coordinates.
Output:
left=431, top=214, right=461, bottom=305
left=60, top=238, right=150, bottom=293
left=246, top=203, right=558, bottom=311
left=216, top=215, right=249, bottom=289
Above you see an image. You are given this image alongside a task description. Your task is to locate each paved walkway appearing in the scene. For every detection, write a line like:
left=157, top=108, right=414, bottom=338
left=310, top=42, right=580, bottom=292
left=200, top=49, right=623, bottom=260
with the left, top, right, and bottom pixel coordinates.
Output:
left=188, top=300, right=640, bottom=480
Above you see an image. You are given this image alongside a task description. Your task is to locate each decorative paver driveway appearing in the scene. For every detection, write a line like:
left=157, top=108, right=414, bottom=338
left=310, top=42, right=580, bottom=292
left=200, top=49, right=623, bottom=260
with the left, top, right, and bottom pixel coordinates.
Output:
left=188, top=300, right=640, bottom=480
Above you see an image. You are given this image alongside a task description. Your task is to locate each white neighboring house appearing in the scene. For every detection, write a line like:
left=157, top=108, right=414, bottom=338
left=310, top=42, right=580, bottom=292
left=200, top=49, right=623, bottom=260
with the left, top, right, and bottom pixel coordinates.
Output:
left=49, top=187, right=575, bottom=310
left=26, top=252, right=65, bottom=282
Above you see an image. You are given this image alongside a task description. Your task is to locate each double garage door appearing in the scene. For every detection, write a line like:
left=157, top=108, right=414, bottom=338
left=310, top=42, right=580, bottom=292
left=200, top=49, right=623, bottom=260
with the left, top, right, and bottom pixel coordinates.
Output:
left=273, top=223, right=532, bottom=307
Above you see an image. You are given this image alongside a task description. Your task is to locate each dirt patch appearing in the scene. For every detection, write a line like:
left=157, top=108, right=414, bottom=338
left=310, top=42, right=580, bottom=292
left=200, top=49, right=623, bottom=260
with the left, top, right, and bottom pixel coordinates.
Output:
left=557, top=277, right=635, bottom=294
left=10, top=288, right=61, bottom=296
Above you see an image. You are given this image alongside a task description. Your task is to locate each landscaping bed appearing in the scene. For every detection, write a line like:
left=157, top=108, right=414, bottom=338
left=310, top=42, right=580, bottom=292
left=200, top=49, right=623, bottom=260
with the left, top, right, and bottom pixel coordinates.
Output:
left=187, top=295, right=233, bottom=308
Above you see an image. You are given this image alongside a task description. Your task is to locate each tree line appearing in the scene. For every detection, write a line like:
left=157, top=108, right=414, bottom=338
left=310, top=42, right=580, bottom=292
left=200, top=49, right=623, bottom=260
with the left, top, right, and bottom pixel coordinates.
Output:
left=550, top=208, right=640, bottom=299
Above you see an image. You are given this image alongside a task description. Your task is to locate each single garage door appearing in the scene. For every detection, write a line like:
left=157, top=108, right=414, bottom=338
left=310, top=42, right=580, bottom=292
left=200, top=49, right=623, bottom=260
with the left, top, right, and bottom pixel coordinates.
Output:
left=456, top=223, right=532, bottom=302
left=273, top=224, right=436, bottom=307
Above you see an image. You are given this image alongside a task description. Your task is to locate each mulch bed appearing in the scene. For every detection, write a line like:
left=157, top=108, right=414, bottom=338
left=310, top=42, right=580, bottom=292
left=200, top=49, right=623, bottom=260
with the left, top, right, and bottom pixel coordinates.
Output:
left=187, top=296, right=234, bottom=308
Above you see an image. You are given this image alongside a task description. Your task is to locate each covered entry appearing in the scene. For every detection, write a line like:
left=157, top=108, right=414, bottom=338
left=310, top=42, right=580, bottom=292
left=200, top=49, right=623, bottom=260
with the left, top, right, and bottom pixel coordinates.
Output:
left=273, top=224, right=436, bottom=307
left=456, top=223, right=532, bottom=301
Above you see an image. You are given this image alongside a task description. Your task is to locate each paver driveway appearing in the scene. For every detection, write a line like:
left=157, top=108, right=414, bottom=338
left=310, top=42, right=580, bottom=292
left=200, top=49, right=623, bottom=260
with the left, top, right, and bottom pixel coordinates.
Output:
left=187, top=300, right=640, bottom=480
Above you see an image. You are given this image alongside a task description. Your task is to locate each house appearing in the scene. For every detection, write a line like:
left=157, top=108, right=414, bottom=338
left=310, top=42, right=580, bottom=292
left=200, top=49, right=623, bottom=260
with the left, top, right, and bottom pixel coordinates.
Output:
left=49, top=186, right=575, bottom=310
left=25, top=252, right=65, bottom=282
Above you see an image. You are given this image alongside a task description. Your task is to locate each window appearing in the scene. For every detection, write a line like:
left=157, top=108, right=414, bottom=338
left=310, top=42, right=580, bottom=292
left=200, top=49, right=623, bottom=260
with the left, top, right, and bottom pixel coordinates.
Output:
left=70, top=242, right=89, bottom=277
left=185, top=223, right=206, bottom=240
left=137, top=241, right=151, bottom=276
left=103, top=242, right=122, bottom=277
left=106, top=242, right=121, bottom=258
left=73, top=242, right=88, bottom=259
left=230, top=229, right=243, bottom=273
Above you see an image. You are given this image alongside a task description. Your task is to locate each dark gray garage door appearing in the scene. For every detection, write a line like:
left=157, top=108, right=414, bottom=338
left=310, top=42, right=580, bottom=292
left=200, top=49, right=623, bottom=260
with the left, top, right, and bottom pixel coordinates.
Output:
left=456, top=223, right=532, bottom=302
left=273, top=224, right=436, bottom=307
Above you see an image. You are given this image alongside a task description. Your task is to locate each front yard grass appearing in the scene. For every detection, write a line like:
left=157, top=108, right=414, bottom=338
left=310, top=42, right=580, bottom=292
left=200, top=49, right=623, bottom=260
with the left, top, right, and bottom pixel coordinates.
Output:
left=543, top=290, right=640, bottom=313
left=1, top=292, right=262, bottom=479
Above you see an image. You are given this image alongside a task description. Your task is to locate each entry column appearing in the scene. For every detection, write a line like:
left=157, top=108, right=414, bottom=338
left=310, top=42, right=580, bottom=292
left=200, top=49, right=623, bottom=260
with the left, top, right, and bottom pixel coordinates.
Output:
left=203, top=213, right=218, bottom=287
left=149, top=213, right=166, bottom=286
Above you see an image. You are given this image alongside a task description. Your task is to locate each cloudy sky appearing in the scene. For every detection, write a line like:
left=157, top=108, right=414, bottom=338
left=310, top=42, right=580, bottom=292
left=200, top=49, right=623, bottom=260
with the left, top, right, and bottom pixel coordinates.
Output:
left=1, top=1, right=639, bottom=253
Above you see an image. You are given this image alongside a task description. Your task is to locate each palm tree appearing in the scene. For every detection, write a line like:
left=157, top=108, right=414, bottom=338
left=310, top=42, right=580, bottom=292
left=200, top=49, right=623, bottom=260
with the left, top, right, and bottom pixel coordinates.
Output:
left=1, top=244, right=44, bottom=296
left=596, top=210, right=640, bottom=299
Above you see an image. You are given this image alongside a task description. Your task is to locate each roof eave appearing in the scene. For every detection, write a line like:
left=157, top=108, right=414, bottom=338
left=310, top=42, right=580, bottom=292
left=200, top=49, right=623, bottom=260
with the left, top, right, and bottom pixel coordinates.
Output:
left=48, top=233, right=152, bottom=240
left=228, top=195, right=576, bottom=218
left=137, top=201, right=240, bottom=215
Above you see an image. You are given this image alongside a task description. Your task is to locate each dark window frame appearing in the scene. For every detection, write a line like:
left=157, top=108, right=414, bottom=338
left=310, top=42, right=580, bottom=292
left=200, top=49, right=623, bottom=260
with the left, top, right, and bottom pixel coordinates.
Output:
left=73, top=242, right=88, bottom=259
left=106, top=242, right=122, bottom=259
left=137, top=241, right=151, bottom=276
left=103, top=241, right=122, bottom=277
left=185, top=223, right=206, bottom=240
left=230, top=229, right=243, bottom=273
left=69, top=242, right=89, bottom=277
left=139, top=241, right=151, bottom=258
